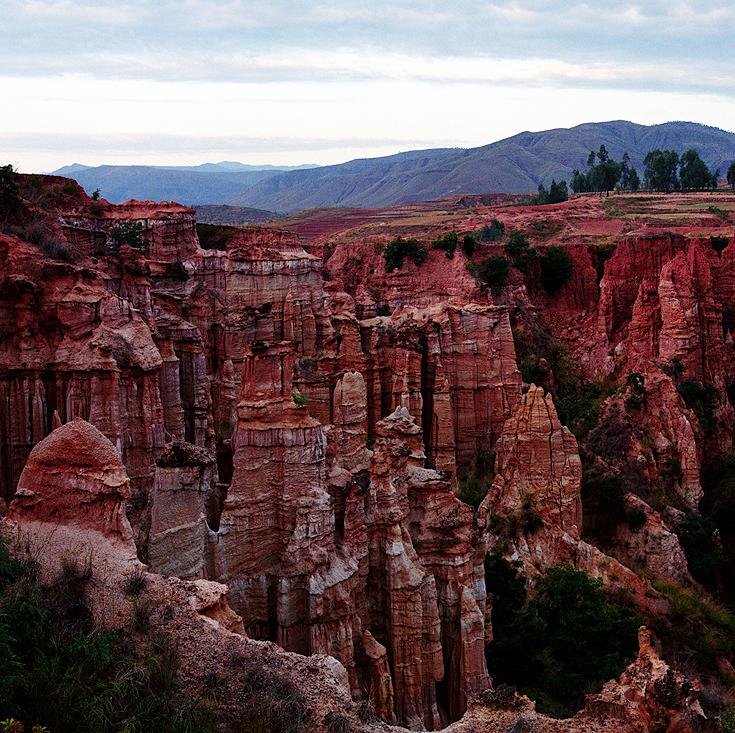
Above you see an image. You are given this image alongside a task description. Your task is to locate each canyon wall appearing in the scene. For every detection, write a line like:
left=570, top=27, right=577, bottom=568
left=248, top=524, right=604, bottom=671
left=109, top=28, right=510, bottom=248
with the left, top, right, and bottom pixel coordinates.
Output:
left=2, top=179, right=731, bottom=732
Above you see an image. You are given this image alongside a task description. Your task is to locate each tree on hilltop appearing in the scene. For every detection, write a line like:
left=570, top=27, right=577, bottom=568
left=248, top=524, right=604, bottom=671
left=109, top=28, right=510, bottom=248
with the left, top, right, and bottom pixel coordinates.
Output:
left=644, top=149, right=680, bottom=192
left=679, top=149, right=718, bottom=190
left=727, top=161, right=735, bottom=190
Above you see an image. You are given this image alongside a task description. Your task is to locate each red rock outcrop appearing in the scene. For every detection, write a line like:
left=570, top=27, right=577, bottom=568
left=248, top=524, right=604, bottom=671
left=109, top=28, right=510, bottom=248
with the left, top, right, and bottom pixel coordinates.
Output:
left=613, top=493, right=695, bottom=587
left=217, top=339, right=489, bottom=727
left=481, top=386, right=665, bottom=613
left=148, top=441, right=218, bottom=579
left=8, top=416, right=133, bottom=542
left=0, top=418, right=363, bottom=733
left=335, top=303, right=520, bottom=474
left=4, top=179, right=732, bottom=732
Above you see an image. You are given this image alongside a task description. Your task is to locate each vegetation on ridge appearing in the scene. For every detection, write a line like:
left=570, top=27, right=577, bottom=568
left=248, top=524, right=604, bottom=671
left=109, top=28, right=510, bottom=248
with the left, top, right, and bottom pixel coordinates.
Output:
left=486, top=562, right=640, bottom=718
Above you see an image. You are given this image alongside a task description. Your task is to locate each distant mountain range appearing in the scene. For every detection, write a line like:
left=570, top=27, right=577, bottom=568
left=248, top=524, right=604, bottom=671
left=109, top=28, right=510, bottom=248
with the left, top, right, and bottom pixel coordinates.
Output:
left=56, top=121, right=735, bottom=212
left=51, top=162, right=316, bottom=205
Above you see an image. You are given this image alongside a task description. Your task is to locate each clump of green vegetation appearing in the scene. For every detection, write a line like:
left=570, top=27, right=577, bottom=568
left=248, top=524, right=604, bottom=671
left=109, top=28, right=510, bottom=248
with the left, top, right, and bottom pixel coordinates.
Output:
left=529, top=179, right=568, bottom=205
left=375, top=304, right=391, bottom=317
left=571, top=146, right=639, bottom=194
left=556, top=382, right=608, bottom=440
left=2, top=215, right=74, bottom=263
left=108, top=221, right=146, bottom=254
left=488, top=495, right=544, bottom=540
left=711, top=235, right=730, bottom=255
left=676, top=380, right=716, bottom=435
left=708, top=205, right=730, bottom=220
left=513, top=318, right=606, bottom=440
left=457, top=448, right=494, bottom=509
left=625, top=371, right=646, bottom=410
left=0, top=164, right=20, bottom=219
left=529, top=219, right=564, bottom=239
left=652, top=581, right=735, bottom=671
left=478, top=219, right=505, bottom=242
left=383, top=236, right=427, bottom=272
left=292, top=390, right=307, bottom=407
left=0, top=540, right=215, bottom=732
left=431, top=231, right=458, bottom=258
left=704, top=454, right=735, bottom=532
left=487, top=564, right=640, bottom=718
left=503, top=230, right=537, bottom=272
left=581, top=472, right=626, bottom=545
left=237, top=669, right=309, bottom=733
left=462, top=233, right=476, bottom=256
left=323, top=711, right=353, bottom=733
left=539, top=246, right=572, bottom=294
left=676, top=513, right=726, bottom=588
left=479, top=255, right=510, bottom=294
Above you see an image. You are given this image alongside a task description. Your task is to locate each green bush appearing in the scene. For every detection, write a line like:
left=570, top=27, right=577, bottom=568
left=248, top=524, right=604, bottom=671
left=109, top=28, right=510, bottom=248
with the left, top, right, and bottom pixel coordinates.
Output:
left=457, top=449, right=494, bottom=509
left=625, top=371, right=646, bottom=410
left=478, top=219, right=505, bottom=242
left=237, top=669, right=309, bottom=733
left=556, top=382, right=606, bottom=439
left=383, top=236, right=427, bottom=272
left=431, top=231, right=458, bottom=258
left=487, top=564, right=640, bottom=717
left=540, top=246, right=572, bottom=294
left=292, top=390, right=307, bottom=407
left=652, top=581, right=735, bottom=669
left=503, top=231, right=530, bottom=258
left=462, top=233, right=476, bottom=257
left=0, top=165, right=20, bottom=219
left=676, top=513, right=726, bottom=588
left=109, top=221, right=146, bottom=254
left=529, top=179, right=568, bottom=205
left=479, top=256, right=510, bottom=294
left=484, top=552, right=526, bottom=630
left=581, top=472, right=626, bottom=545
left=708, top=205, right=730, bottom=220
left=676, top=380, right=716, bottom=435
left=705, top=454, right=735, bottom=529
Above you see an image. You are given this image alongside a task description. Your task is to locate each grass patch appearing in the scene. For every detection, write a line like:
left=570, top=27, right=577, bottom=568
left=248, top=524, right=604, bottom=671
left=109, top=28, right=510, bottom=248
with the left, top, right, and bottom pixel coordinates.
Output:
left=0, top=540, right=214, bottom=733
left=652, top=581, right=735, bottom=671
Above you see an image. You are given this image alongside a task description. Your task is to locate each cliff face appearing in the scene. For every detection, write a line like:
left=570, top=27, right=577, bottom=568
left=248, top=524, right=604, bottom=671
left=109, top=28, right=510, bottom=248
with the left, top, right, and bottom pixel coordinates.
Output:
left=1, top=178, right=731, bottom=732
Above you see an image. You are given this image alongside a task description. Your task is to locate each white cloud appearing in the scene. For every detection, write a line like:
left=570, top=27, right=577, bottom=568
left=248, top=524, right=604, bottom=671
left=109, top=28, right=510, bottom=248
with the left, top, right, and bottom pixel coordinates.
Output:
left=2, top=0, right=734, bottom=171
left=3, top=73, right=734, bottom=171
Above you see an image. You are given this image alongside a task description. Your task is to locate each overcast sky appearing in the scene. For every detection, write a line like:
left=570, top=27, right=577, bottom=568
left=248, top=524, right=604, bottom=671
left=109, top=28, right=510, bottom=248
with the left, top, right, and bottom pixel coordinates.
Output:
left=2, top=0, right=734, bottom=171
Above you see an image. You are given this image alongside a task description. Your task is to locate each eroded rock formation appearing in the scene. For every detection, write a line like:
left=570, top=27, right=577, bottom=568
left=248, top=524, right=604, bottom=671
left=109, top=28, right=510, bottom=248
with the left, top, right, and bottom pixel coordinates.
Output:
left=1, top=177, right=731, bottom=732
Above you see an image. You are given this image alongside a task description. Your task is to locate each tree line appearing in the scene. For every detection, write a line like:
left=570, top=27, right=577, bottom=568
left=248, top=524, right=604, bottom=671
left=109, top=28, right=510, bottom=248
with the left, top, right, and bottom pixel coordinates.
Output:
left=571, top=145, right=733, bottom=194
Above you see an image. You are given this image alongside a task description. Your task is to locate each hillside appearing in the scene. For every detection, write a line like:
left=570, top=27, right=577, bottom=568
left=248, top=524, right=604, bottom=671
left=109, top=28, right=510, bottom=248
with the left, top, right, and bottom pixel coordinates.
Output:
left=230, top=120, right=735, bottom=212
left=52, top=162, right=315, bottom=205
left=54, top=121, right=735, bottom=213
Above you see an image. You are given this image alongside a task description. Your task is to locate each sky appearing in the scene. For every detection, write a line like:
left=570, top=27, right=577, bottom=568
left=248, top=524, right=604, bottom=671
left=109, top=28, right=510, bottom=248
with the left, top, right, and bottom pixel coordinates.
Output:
left=1, top=0, right=734, bottom=172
